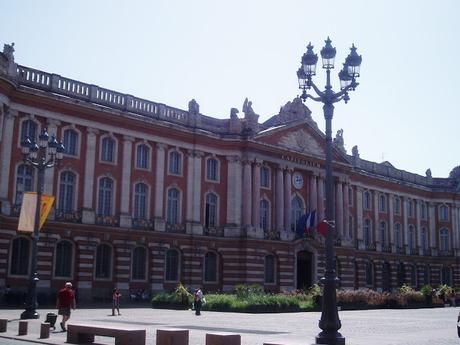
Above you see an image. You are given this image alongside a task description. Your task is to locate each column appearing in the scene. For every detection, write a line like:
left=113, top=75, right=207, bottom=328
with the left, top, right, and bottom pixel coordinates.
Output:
left=225, top=156, right=242, bottom=237
left=190, top=150, right=203, bottom=235
left=416, top=199, right=422, bottom=255
left=283, top=167, right=292, bottom=231
left=403, top=197, right=409, bottom=253
left=119, top=136, right=134, bottom=227
left=309, top=173, right=317, bottom=212
left=356, top=187, right=364, bottom=249
left=82, top=128, right=98, bottom=223
left=389, top=194, right=394, bottom=251
left=275, top=165, right=284, bottom=232
left=335, top=180, right=344, bottom=238
left=0, top=108, right=16, bottom=214
left=242, top=159, right=252, bottom=228
left=186, top=151, right=194, bottom=224
left=317, top=174, right=325, bottom=221
left=452, top=206, right=459, bottom=255
left=374, top=191, right=380, bottom=250
left=154, top=143, right=166, bottom=231
left=252, top=159, right=261, bottom=231
left=428, top=202, right=436, bottom=256
left=343, top=182, right=349, bottom=238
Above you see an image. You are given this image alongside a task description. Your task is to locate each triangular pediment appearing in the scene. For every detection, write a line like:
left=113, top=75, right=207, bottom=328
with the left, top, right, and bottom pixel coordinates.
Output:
left=278, top=128, right=324, bottom=156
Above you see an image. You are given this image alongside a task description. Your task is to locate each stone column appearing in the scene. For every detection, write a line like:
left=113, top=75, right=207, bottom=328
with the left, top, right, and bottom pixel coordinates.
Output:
left=374, top=191, right=380, bottom=251
left=452, top=206, right=460, bottom=255
left=428, top=202, right=436, bottom=256
left=225, top=156, right=242, bottom=237
left=248, top=159, right=263, bottom=238
left=281, top=167, right=294, bottom=240
left=356, top=187, right=364, bottom=249
left=389, top=194, right=394, bottom=251
left=317, top=174, right=325, bottom=221
left=403, top=197, right=409, bottom=253
left=242, top=159, right=252, bottom=228
left=309, top=173, right=317, bottom=213
left=82, top=128, right=98, bottom=224
left=0, top=109, right=16, bottom=214
left=335, top=180, right=344, bottom=238
left=343, top=182, right=350, bottom=238
left=154, top=143, right=166, bottom=231
left=275, top=165, right=284, bottom=232
left=186, top=150, right=203, bottom=235
left=416, top=199, right=422, bottom=255
left=119, top=136, right=134, bottom=227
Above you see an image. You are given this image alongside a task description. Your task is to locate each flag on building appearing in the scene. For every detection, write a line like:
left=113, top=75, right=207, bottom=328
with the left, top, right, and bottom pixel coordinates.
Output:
left=316, top=219, right=328, bottom=237
left=296, top=210, right=316, bottom=237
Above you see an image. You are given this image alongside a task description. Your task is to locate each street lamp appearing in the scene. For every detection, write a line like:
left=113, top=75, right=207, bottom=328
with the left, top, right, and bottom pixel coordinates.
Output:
left=19, top=128, right=65, bottom=319
left=297, top=37, right=362, bottom=345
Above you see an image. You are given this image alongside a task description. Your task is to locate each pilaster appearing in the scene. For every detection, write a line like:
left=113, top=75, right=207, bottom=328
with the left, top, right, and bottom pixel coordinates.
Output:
left=0, top=109, right=17, bottom=214
left=275, top=165, right=284, bottom=233
left=428, top=202, right=437, bottom=256
left=356, top=187, right=364, bottom=250
left=120, top=135, right=134, bottom=228
left=154, top=143, right=166, bottom=231
left=282, top=167, right=293, bottom=240
left=224, top=156, right=243, bottom=237
left=242, top=159, right=252, bottom=229
left=248, top=159, right=263, bottom=239
left=82, top=127, right=98, bottom=224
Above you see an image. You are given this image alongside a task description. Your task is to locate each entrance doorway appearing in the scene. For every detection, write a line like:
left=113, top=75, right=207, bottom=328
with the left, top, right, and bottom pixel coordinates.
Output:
left=297, top=250, right=313, bottom=289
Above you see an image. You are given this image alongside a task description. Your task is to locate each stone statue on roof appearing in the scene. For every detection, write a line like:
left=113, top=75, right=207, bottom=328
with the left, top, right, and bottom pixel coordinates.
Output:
left=425, top=169, right=432, bottom=178
left=3, top=43, right=15, bottom=62
left=188, top=99, right=200, bottom=115
left=333, top=129, right=346, bottom=153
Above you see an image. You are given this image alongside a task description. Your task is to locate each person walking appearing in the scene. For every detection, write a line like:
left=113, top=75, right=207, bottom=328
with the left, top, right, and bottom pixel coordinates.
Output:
left=112, top=288, right=122, bottom=316
left=194, top=288, right=203, bottom=316
left=56, top=282, right=76, bottom=331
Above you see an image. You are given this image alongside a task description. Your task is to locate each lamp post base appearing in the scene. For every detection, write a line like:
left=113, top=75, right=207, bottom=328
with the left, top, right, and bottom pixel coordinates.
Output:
left=315, top=332, right=345, bottom=345
left=20, top=309, right=39, bottom=320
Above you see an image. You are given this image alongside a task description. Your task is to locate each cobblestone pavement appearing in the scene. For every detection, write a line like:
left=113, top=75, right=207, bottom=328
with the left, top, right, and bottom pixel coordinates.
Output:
left=0, top=306, right=458, bottom=345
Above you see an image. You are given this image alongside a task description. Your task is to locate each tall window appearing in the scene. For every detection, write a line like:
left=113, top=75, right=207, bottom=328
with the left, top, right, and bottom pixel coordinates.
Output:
left=394, top=196, right=401, bottom=215
left=55, top=241, right=73, bottom=278
left=165, top=249, right=179, bottom=281
left=348, top=187, right=353, bottom=206
left=15, top=164, right=34, bottom=204
left=58, top=171, right=76, bottom=212
left=397, top=262, right=405, bottom=287
left=206, top=158, right=218, bottom=181
left=260, top=167, right=270, bottom=188
left=423, top=265, right=430, bottom=285
left=394, top=223, right=402, bottom=250
left=10, top=237, right=30, bottom=275
left=364, top=219, right=372, bottom=246
left=408, top=225, right=416, bottom=250
left=440, top=228, right=450, bottom=252
left=132, top=247, right=147, bottom=280
left=101, top=136, right=115, bottom=162
left=439, top=205, right=449, bottom=221
left=407, top=199, right=414, bottom=217
left=363, top=191, right=371, bottom=210
left=365, top=262, right=373, bottom=286
left=133, top=183, right=148, bottom=219
left=63, top=128, right=78, bottom=156
left=167, top=188, right=180, bottom=225
left=441, top=267, right=452, bottom=286
left=291, top=196, right=303, bottom=231
left=421, top=227, right=427, bottom=253
left=421, top=202, right=426, bottom=219
left=168, top=151, right=181, bottom=174
left=410, top=265, right=417, bottom=287
left=95, top=244, right=112, bottom=279
left=204, top=251, right=217, bottom=282
left=260, top=199, right=269, bottom=231
left=205, top=192, right=217, bottom=228
left=378, top=194, right=386, bottom=212
left=136, top=144, right=149, bottom=169
left=264, top=255, right=276, bottom=284
left=379, top=221, right=386, bottom=247
left=97, top=177, right=113, bottom=216
left=20, top=119, right=37, bottom=142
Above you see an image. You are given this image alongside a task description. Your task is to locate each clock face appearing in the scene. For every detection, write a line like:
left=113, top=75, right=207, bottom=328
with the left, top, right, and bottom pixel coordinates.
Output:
left=292, top=172, right=304, bottom=189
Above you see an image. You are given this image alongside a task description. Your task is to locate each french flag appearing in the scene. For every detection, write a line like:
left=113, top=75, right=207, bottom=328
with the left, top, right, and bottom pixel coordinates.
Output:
left=296, top=210, right=316, bottom=237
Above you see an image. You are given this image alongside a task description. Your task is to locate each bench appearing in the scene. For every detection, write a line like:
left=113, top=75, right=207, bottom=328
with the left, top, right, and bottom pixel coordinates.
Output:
left=67, top=324, right=145, bottom=345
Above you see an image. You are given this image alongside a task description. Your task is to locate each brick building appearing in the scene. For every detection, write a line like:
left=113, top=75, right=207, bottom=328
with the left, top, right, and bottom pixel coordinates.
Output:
left=0, top=43, right=458, bottom=302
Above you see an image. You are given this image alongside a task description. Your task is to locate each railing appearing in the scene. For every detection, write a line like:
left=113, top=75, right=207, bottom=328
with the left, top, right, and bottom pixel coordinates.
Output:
left=55, top=210, right=82, bottom=223
left=439, top=249, right=454, bottom=257
left=408, top=247, right=418, bottom=255
left=132, top=218, right=154, bottom=230
left=381, top=245, right=392, bottom=253
left=396, top=246, right=405, bottom=254
left=165, top=223, right=185, bottom=233
left=365, top=242, right=376, bottom=251
left=95, top=214, right=120, bottom=227
left=263, top=229, right=280, bottom=240
left=204, top=226, right=224, bottom=237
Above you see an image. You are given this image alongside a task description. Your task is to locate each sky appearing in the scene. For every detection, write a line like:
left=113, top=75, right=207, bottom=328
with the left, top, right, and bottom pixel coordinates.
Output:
left=2, top=0, right=459, bottom=178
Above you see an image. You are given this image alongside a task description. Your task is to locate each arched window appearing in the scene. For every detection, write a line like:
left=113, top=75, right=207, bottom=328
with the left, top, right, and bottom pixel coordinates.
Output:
left=379, top=221, right=386, bottom=247
left=205, top=192, right=217, bottom=228
left=133, top=183, right=148, bottom=219
left=15, top=164, right=34, bottom=205
left=58, top=171, right=76, bottom=212
left=363, top=191, right=371, bottom=210
left=291, top=196, right=303, bottom=231
left=206, top=158, right=218, bottom=181
left=260, top=166, right=270, bottom=188
left=394, top=223, right=402, bottom=251
left=440, top=228, right=450, bottom=252
left=20, top=119, right=37, bottom=142
left=63, top=128, right=78, bottom=156
left=365, top=261, right=373, bottom=287
left=260, top=199, right=269, bottom=231
left=421, top=202, right=427, bottom=219
left=55, top=241, right=73, bottom=278
left=364, top=219, right=372, bottom=246
left=168, top=151, right=181, bottom=175
left=95, top=244, right=112, bottom=279
left=408, top=225, right=416, bottom=251
left=101, top=136, right=115, bottom=162
left=165, top=249, right=179, bottom=281
left=97, top=177, right=113, bottom=216
left=439, top=205, right=449, bottom=221
left=378, top=194, right=386, bottom=212
left=204, top=251, right=217, bottom=282
left=420, top=227, right=427, bottom=254
left=264, top=254, right=276, bottom=284
left=132, top=246, right=147, bottom=280
left=136, top=144, right=149, bottom=169
left=393, top=196, right=401, bottom=214
left=10, top=237, right=30, bottom=275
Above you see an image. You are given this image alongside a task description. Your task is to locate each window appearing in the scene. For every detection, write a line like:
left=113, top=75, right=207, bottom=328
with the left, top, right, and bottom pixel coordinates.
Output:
left=382, top=262, right=391, bottom=292
left=95, top=244, right=112, bottom=279
left=136, top=144, right=149, bottom=169
left=291, top=196, right=304, bottom=231
left=348, top=187, right=353, bottom=206
left=10, top=237, right=30, bottom=275
left=101, top=136, right=115, bottom=162
left=394, top=223, right=402, bottom=250
left=348, top=216, right=353, bottom=238
left=364, top=219, right=372, bottom=246
left=15, top=164, right=34, bottom=204
left=206, top=158, right=218, bottom=181
left=260, top=167, right=270, bottom=188
left=439, top=205, right=449, bottom=221
left=204, top=252, right=217, bottom=282
left=441, top=267, right=452, bottom=286
left=132, top=247, right=147, bottom=280
left=264, top=255, right=276, bottom=284
left=55, top=241, right=73, bottom=278
left=63, top=128, right=78, bottom=156
left=379, top=221, right=386, bottom=247
left=167, top=188, right=180, bottom=225
left=168, top=151, right=181, bottom=175
left=410, top=265, right=417, bottom=287
left=408, top=225, right=416, bottom=250
left=421, top=202, right=426, bottom=219
left=58, top=171, right=76, bottom=212
left=394, top=196, right=401, bottom=215
left=423, top=265, right=430, bottom=285
left=363, top=191, right=371, bottom=210
left=378, top=194, right=386, bottom=212
left=420, top=227, right=428, bottom=253
left=397, top=262, right=405, bottom=287
left=440, top=228, right=450, bottom=252
left=133, top=183, right=148, bottom=220
left=97, top=177, right=113, bottom=216
left=365, top=262, right=373, bottom=286
left=205, top=192, right=217, bottom=228
left=165, top=249, right=179, bottom=281
left=260, top=199, right=269, bottom=231
left=20, top=119, right=37, bottom=142
left=407, top=199, right=414, bottom=217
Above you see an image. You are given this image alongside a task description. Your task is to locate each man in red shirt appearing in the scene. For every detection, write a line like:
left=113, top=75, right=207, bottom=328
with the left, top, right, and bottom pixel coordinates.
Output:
left=56, top=282, right=76, bottom=331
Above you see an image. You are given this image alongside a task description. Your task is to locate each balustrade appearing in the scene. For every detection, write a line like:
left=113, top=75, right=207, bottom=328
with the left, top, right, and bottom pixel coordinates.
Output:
left=132, top=218, right=154, bottom=230
left=54, top=210, right=82, bottom=223
left=95, top=214, right=120, bottom=227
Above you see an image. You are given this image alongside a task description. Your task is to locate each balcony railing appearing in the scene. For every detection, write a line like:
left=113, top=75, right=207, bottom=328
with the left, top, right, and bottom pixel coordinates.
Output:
left=264, top=229, right=280, bottom=240
left=205, top=226, right=224, bottom=237
left=381, top=245, right=392, bottom=253
left=365, top=242, right=376, bottom=251
left=55, top=210, right=82, bottom=223
left=95, top=214, right=120, bottom=227
left=396, top=246, right=405, bottom=254
left=132, top=218, right=154, bottom=230
left=165, top=223, right=185, bottom=233
left=408, top=247, right=418, bottom=255
left=439, top=249, right=454, bottom=257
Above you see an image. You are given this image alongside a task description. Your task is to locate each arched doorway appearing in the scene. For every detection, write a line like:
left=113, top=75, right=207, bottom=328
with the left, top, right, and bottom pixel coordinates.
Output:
left=296, top=250, right=313, bottom=289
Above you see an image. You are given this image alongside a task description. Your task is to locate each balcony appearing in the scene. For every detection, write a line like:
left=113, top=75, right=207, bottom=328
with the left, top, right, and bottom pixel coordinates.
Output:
left=95, top=214, right=120, bottom=227
left=396, top=246, right=405, bottom=254
left=408, top=247, right=418, bottom=255
left=205, top=227, right=225, bottom=237
left=132, top=218, right=154, bottom=230
left=439, top=249, right=454, bottom=257
left=55, top=210, right=82, bottom=223
left=165, top=223, right=185, bottom=233
left=365, top=242, right=376, bottom=251
left=381, top=245, right=392, bottom=253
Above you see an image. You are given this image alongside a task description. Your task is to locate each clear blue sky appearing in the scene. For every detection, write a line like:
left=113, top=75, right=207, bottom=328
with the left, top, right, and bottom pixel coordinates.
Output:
left=2, top=0, right=459, bottom=178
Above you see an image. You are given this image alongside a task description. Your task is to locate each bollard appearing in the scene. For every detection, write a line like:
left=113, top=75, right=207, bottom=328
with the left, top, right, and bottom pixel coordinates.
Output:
left=0, top=319, right=7, bottom=332
left=40, top=322, right=50, bottom=338
left=18, top=320, right=28, bottom=335
left=156, top=328, right=189, bottom=345
left=205, top=333, right=241, bottom=345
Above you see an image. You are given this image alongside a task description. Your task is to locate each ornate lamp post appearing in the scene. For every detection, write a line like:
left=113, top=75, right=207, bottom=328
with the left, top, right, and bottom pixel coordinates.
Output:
left=19, top=128, right=65, bottom=319
left=297, top=37, right=362, bottom=345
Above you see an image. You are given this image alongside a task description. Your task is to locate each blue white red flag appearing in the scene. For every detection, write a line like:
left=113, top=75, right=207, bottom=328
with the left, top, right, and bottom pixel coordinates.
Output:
left=295, top=210, right=316, bottom=237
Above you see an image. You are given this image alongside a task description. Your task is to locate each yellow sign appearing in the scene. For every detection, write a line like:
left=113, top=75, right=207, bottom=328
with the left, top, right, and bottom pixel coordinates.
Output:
left=18, top=192, right=55, bottom=233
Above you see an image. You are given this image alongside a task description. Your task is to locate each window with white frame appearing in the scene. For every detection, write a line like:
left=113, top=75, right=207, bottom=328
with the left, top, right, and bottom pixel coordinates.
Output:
left=132, top=246, right=147, bottom=280
left=97, top=177, right=113, bottom=216
left=204, top=251, right=217, bottom=282
left=264, top=254, right=276, bottom=284
left=206, top=158, right=218, bottom=181
left=133, top=182, right=148, bottom=219
left=394, top=196, right=401, bottom=215
left=363, top=191, right=371, bottom=210
left=378, top=194, right=386, bottom=212
left=54, top=240, right=73, bottom=278
left=20, top=119, right=37, bottom=142
left=364, top=219, right=372, bottom=246
left=379, top=221, right=386, bottom=247
left=440, top=228, right=450, bottom=251
left=168, top=151, right=181, bottom=175
left=101, top=136, right=115, bottom=162
left=165, top=249, right=179, bottom=281
left=63, top=128, right=78, bottom=156
left=291, top=196, right=304, bottom=231
left=167, top=188, right=180, bottom=225
left=439, top=205, right=449, bottom=221
left=15, top=164, right=34, bottom=205
left=260, top=199, right=269, bottom=231
left=95, top=244, right=112, bottom=279
left=136, top=144, right=149, bottom=169
left=10, top=237, right=30, bottom=276
left=205, top=192, right=217, bottom=228
left=260, top=166, right=270, bottom=188
left=407, top=199, right=414, bottom=217
left=58, top=171, right=76, bottom=212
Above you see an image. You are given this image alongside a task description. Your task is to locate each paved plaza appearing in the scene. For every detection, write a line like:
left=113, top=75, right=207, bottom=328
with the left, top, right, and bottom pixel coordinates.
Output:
left=0, top=306, right=458, bottom=345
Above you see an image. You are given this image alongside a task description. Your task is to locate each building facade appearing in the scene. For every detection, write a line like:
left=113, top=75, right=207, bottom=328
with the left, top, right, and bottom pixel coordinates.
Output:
left=0, top=43, right=459, bottom=302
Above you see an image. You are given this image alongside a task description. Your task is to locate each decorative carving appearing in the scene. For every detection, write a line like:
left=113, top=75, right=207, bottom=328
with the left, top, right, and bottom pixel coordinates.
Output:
left=3, top=43, right=15, bottom=62
left=449, top=166, right=460, bottom=179
left=242, top=98, right=259, bottom=121
left=425, top=168, right=432, bottom=178
left=333, top=129, right=346, bottom=153
left=279, top=96, right=312, bottom=121
left=188, top=99, right=200, bottom=115
left=278, top=129, right=323, bottom=156
left=352, top=145, right=359, bottom=158
left=230, top=107, right=239, bottom=119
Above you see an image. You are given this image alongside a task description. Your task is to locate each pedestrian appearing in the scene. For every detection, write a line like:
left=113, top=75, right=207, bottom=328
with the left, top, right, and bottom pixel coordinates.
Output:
left=194, top=288, right=203, bottom=316
left=56, top=282, right=76, bottom=331
left=112, top=288, right=121, bottom=316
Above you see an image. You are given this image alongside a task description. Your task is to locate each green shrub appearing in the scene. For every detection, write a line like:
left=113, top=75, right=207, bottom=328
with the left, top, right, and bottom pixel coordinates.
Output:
left=420, top=284, right=433, bottom=296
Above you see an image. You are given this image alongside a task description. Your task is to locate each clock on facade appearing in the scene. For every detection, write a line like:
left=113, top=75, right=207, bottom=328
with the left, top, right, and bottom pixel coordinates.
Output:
left=292, top=172, right=304, bottom=189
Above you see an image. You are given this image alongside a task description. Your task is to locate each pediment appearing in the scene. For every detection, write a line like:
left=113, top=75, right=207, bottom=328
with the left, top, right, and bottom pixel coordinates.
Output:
left=278, top=128, right=324, bottom=156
